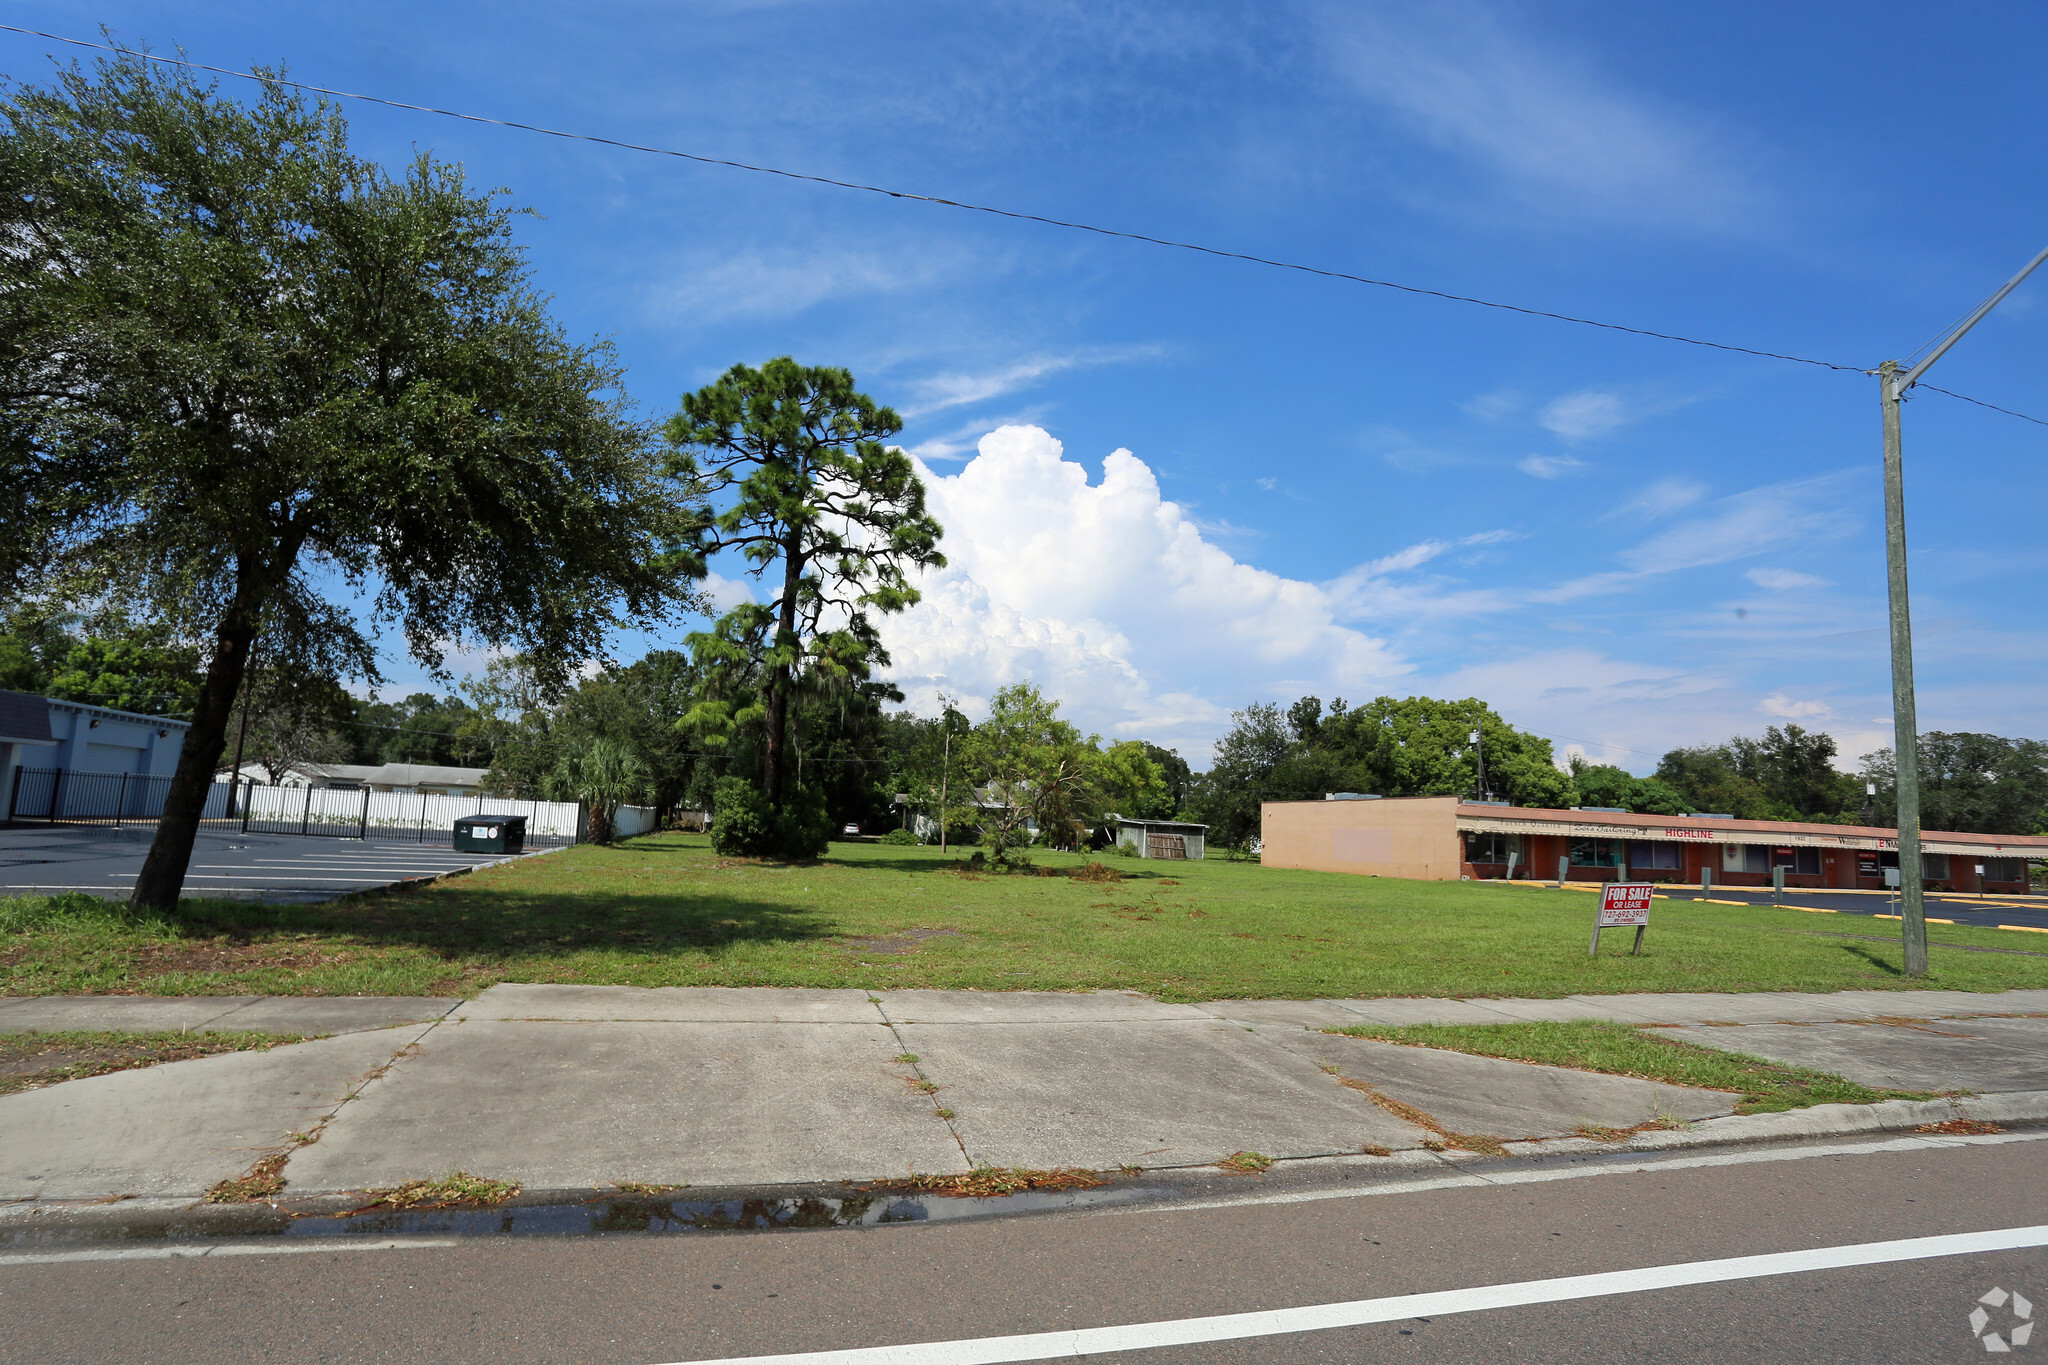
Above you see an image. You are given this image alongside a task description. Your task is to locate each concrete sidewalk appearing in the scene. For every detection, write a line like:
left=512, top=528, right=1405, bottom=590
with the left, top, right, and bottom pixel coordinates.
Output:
left=4, top=985, right=2046, bottom=1203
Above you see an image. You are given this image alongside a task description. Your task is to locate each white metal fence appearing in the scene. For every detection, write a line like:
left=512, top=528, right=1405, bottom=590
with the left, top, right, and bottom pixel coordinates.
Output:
left=5, top=768, right=583, bottom=847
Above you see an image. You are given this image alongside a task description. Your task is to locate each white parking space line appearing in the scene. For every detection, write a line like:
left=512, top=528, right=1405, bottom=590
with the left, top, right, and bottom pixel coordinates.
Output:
left=0, top=1239, right=457, bottom=1267
left=673, top=1225, right=2048, bottom=1365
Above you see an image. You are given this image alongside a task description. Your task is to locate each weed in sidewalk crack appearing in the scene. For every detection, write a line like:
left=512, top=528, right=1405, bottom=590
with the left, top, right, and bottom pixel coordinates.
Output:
left=894, top=1053, right=919, bottom=1064
left=607, top=1180, right=687, bottom=1195
left=346, top=1171, right=522, bottom=1214
left=933, top=1107, right=956, bottom=1119
left=857, top=1166, right=1109, bottom=1198
left=206, top=1152, right=289, bottom=1204
left=1359, top=1144, right=1392, bottom=1157
left=1217, top=1151, right=1273, bottom=1174
left=1916, top=1118, right=2003, bottom=1135
left=1329, top=1072, right=1507, bottom=1156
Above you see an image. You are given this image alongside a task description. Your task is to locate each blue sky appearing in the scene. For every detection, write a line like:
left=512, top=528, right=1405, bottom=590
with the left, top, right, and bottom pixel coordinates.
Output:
left=9, top=1, right=2044, bottom=772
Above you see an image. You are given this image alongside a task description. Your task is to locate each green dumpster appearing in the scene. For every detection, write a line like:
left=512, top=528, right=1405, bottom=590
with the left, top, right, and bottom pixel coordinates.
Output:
left=453, top=814, right=526, bottom=854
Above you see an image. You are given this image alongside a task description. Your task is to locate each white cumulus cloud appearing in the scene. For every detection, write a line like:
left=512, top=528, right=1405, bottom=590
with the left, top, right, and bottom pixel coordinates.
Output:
left=882, top=425, right=1409, bottom=753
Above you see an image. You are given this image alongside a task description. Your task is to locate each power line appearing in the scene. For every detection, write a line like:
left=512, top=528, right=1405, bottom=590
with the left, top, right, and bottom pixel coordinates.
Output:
left=11, top=22, right=2041, bottom=418
left=1913, top=383, right=2048, bottom=428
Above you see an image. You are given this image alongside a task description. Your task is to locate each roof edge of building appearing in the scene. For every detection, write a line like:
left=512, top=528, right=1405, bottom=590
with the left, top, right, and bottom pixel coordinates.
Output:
left=1452, top=801, right=2048, bottom=849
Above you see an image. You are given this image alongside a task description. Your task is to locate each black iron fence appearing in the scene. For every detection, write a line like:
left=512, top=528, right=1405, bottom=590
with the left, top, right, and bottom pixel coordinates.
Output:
left=4, top=767, right=582, bottom=848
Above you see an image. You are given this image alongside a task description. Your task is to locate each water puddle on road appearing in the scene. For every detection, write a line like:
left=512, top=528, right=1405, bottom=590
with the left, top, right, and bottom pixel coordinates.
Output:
left=1, top=1183, right=1168, bottom=1248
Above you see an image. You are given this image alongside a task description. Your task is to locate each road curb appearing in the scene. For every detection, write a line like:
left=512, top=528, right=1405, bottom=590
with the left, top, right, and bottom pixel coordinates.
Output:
left=1619, top=1089, right=2048, bottom=1152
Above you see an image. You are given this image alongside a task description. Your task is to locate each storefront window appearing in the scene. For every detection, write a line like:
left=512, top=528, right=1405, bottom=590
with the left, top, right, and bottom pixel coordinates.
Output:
left=1768, top=847, right=1822, bottom=875
left=1465, top=831, right=1519, bottom=864
left=1630, top=841, right=1683, bottom=869
left=1723, top=844, right=1771, bottom=874
left=1570, top=839, right=1621, bottom=867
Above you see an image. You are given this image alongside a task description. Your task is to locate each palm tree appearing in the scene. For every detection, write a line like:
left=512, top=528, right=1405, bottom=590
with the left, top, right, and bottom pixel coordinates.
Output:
left=546, top=737, right=652, bottom=844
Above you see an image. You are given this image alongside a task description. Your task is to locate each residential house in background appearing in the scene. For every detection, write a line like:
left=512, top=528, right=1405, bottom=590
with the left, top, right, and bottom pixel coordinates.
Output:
left=272, top=762, right=492, bottom=797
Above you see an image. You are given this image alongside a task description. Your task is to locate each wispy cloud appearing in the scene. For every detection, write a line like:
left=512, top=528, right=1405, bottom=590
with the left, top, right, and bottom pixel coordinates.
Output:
left=1538, top=386, right=1699, bottom=442
left=1518, top=453, right=1589, bottom=479
left=899, top=346, right=1166, bottom=419
left=659, top=243, right=987, bottom=322
left=1760, top=692, right=1833, bottom=720
left=1747, top=567, right=1830, bottom=590
left=1605, top=477, right=1706, bottom=521
left=1463, top=388, right=1523, bottom=421
left=1314, top=0, right=1770, bottom=231
left=900, top=410, right=1050, bottom=463
left=1618, top=472, right=1859, bottom=576
left=1323, top=531, right=1522, bottom=622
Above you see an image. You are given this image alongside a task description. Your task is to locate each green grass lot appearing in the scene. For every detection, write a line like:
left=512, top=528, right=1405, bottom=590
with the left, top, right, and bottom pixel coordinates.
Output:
left=1325, top=1020, right=1930, bottom=1114
left=4, top=833, right=2047, bottom=1000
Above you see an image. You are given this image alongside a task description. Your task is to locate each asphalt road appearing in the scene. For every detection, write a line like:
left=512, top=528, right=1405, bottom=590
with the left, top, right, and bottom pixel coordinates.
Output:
left=3, top=1132, right=2042, bottom=1363
left=1652, top=884, right=2048, bottom=933
left=0, top=825, right=522, bottom=901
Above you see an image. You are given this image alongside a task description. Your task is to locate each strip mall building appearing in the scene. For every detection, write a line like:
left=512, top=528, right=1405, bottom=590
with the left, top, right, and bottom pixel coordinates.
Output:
left=1260, top=795, right=2047, bottom=895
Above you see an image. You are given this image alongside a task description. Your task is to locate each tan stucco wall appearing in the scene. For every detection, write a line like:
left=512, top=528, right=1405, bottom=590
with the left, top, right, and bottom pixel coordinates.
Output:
left=1260, top=796, right=1462, bottom=880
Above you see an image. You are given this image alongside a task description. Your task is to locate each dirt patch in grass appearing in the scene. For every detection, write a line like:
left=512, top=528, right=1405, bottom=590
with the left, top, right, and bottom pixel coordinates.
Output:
left=0, top=1029, right=311, bottom=1096
left=1326, top=1019, right=1932, bottom=1114
left=346, top=1171, right=523, bottom=1214
left=842, top=928, right=962, bottom=956
left=129, top=939, right=359, bottom=978
left=1071, top=863, right=1124, bottom=884
left=856, top=1166, right=1110, bottom=1198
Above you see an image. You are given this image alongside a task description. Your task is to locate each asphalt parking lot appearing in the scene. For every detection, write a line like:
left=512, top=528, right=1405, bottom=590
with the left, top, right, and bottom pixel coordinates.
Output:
left=0, top=824, right=531, bottom=902
left=1648, top=884, right=2048, bottom=934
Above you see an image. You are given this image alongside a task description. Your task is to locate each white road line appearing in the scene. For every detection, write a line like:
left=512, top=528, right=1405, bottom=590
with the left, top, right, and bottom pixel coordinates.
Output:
left=0, top=1239, right=457, bottom=1267
left=668, top=1224, right=2048, bottom=1365
left=1129, top=1129, right=2048, bottom=1216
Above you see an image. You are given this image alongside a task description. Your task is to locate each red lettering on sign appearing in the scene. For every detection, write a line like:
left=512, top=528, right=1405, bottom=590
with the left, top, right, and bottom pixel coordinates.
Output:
left=1596, top=883, right=1654, bottom=926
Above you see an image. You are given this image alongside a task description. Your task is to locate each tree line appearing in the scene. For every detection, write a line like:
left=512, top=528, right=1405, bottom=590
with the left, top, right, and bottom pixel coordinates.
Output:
left=1195, top=699, right=2048, bottom=840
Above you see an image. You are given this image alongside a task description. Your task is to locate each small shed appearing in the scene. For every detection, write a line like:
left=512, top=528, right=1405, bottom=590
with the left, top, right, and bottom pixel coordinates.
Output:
left=1114, top=817, right=1207, bottom=861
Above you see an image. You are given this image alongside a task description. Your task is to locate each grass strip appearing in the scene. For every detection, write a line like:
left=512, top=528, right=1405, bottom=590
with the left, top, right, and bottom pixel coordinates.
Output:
left=1324, top=1019, right=1935, bottom=1114
left=0, top=1029, right=310, bottom=1097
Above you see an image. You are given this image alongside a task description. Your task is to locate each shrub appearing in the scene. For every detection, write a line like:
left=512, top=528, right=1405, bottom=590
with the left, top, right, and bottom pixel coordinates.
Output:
left=877, top=828, right=919, bottom=846
left=708, top=777, right=831, bottom=859
left=773, top=785, right=833, bottom=860
left=709, top=777, right=773, bottom=857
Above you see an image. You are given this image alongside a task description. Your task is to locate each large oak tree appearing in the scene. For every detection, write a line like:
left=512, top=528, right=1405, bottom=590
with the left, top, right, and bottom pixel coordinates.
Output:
left=0, top=55, right=699, bottom=907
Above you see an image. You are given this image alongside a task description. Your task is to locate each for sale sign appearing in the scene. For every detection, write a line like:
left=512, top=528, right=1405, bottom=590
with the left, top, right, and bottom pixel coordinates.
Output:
left=1591, top=882, right=1654, bottom=956
left=1596, top=882, right=1654, bottom=926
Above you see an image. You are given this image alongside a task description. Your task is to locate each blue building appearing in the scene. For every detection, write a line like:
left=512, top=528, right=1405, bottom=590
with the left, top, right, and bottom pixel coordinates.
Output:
left=0, top=690, right=191, bottom=820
